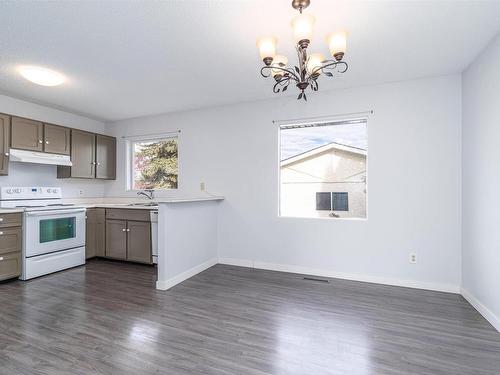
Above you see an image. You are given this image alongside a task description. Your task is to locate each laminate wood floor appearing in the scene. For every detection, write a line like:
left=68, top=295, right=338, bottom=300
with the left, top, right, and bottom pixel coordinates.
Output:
left=0, top=259, right=499, bottom=375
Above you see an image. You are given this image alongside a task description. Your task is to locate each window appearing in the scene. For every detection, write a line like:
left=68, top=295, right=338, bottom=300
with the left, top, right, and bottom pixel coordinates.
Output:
left=315, top=192, right=349, bottom=211
left=280, top=118, right=367, bottom=219
left=128, top=136, right=178, bottom=190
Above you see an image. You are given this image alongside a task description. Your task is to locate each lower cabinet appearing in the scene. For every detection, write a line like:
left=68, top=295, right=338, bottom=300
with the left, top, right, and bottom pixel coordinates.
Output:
left=85, top=208, right=153, bottom=265
left=105, top=219, right=128, bottom=260
left=103, top=209, right=153, bottom=264
left=126, top=221, right=151, bottom=264
left=0, top=212, right=22, bottom=281
left=85, top=208, right=105, bottom=259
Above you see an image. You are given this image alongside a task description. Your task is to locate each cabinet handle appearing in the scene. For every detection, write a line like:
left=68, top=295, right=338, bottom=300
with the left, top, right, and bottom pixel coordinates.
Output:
left=96, top=162, right=101, bottom=166
left=122, top=228, right=126, bottom=232
left=4, top=152, right=9, bottom=157
left=45, top=141, right=50, bottom=145
left=126, top=228, right=130, bottom=232
left=0, top=218, right=3, bottom=222
left=0, top=231, right=3, bottom=235
left=38, top=140, right=43, bottom=144
left=0, top=257, right=3, bottom=261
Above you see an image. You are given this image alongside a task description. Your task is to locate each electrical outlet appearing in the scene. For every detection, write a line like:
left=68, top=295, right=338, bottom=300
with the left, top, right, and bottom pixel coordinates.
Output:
left=200, top=182, right=205, bottom=191
left=409, top=253, right=417, bottom=264
left=79, top=189, right=84, bottom=196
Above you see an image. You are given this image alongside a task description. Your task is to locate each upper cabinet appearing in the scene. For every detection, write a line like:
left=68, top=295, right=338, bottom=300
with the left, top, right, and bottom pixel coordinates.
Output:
left=11, top=117, right=70, bottom=155
left=11, top=117, right=43, bottom=152
left=58, top=130, right=95, bottom=179
left=0, top=114, right=10, bottom=175
left=96, top=135, right=116, bottom=179
left=44, top=124, right=70, bottom=155
left=0, top=112, right=116, bottom=180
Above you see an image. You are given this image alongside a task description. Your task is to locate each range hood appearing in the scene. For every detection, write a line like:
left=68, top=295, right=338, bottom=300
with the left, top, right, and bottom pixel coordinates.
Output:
left=9, top=149, right=72, bottom=166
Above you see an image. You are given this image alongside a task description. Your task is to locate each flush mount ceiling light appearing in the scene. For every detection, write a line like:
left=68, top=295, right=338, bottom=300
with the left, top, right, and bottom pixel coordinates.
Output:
left=18, top=66, right=65, bottom=87
left=257, top=0, right=348, bottom=101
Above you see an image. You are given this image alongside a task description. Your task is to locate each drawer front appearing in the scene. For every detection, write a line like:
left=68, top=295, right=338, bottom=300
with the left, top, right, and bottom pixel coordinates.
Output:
left=0, top=252, right=21, bottom=281
left=106, top=208, right=151, bottom=222
left=0, top=227, right=22, bottom=254
left=0, top=213, right=22, bottom=228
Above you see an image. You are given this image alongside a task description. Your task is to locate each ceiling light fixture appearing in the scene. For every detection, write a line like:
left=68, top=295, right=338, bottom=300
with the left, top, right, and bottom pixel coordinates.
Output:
left=18, top=66, right=65, bottom=87
left=257, top=0, right=348, bottom=101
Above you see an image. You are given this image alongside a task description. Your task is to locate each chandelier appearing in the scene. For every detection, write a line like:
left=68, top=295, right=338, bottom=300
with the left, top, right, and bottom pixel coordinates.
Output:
left=256, top=0, right=348, bottom=101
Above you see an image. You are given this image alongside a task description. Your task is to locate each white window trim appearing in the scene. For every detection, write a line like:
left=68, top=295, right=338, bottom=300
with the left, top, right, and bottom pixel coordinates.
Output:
left=125, top=132, right=180, bottom=192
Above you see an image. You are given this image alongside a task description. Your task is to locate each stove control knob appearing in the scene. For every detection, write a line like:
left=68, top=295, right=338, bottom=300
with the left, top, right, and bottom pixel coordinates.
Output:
left=53, top=189, right=58, bottom=194
left=15, top=188, right=21, bottom=193
left=6, top=189, right=12, bottom=194
left=47, top=188, right=51, bottom=193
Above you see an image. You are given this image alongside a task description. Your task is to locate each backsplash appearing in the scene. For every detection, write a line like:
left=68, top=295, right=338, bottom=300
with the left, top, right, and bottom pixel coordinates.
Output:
left=0, top=162, right=108, bottom=198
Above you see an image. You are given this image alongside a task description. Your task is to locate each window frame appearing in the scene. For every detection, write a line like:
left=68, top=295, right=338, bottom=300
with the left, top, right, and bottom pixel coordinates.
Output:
left=125, top=133, right=180, bottom=192
left=276, top=114, right=369, bottom=221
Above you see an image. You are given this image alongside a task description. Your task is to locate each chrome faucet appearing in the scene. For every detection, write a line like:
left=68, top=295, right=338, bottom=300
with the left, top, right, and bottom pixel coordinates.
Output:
left=137, top=189, right=155, bottom=200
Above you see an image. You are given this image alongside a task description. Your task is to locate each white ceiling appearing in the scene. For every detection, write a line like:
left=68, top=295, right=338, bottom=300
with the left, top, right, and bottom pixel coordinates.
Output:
left=0, top=1, right=499, bottom=122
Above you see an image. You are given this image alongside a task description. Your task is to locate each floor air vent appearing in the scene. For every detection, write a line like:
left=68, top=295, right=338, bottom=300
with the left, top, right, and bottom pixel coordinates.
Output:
left=303, top=277, right=329, bottom=283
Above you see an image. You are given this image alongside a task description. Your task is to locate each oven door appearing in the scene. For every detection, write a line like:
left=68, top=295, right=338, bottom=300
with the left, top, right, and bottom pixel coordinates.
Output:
left=24, top=208, right=86, bottom=257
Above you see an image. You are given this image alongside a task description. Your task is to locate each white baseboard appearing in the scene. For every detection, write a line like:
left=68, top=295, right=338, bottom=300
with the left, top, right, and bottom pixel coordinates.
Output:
left=461, top=288, right=500, bottom=332
left=218, top=257, right=254, bottom=268
left=219, top=257, right=460, bottom=294
left=156, top=258, right=218, bottom=291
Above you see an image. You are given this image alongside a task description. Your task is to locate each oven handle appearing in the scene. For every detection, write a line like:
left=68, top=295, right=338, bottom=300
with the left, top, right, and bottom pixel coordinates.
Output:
left=25, top=208, right=86, bottom=217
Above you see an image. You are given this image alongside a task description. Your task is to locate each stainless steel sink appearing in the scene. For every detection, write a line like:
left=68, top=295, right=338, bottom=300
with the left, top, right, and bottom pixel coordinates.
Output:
left=127, top=202, right=158, bottom=207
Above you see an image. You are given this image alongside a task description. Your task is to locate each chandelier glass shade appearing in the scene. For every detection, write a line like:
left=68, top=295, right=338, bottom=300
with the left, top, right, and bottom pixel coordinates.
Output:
left=257, top=0, right=348, bottom=101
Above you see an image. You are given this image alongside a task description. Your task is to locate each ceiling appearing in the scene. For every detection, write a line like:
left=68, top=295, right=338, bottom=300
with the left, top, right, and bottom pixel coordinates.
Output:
left=0, top=1, right=499, bottom=122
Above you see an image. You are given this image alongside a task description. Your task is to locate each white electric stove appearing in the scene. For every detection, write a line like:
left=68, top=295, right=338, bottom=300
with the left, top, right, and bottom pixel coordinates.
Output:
left=0, top=187, right=86, bottom=280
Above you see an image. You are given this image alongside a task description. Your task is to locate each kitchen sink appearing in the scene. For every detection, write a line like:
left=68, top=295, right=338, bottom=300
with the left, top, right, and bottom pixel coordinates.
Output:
left=127, top=202, right=158, bottom=207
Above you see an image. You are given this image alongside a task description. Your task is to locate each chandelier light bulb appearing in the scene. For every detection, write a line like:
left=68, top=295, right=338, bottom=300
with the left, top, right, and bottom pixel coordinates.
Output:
left=271, top=55, right=288, bottom=77
left=256, top=36, right=278, bottom=64
left=327, top=31, right=347, bottom=61
left=306, top=53, right=325, bottom=75
left=291, top=13, right=315, bottom=44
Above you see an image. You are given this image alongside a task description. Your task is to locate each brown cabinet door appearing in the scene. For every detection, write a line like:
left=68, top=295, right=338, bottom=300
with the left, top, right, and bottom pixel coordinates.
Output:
left=105, top=219, right=127, bottom=260
left=96, top=135, right=116, bottom=179
left=126, top=221, right=152, bottom=264
left=86, top=208, right=106, bottom=259
left=68, top=130, right=96, bottom=178
left=0, top=252, right=21, bottom=281
left=11, top=116, right=43, bottom=151
left=44, top=124, right=70, bottom=155
left=0, top=114, right=10, bottom=175
left=85, top=221, right=97, bottom=259
left=95, top=209, right=106, bottom=257
left=0, top=227, right=22, bottom=255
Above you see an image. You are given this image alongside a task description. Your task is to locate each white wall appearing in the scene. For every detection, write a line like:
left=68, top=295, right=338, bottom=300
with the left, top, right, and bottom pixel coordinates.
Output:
left=0, top=94, right=108, bottom=197
left=107, top=75, right=462, bottom=292
left=462, top=33, right=500, bottom=331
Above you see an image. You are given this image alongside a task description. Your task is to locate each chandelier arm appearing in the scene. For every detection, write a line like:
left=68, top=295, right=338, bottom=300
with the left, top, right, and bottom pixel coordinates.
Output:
left=260, top=66, right=300, bottom=82
left=317, top=60, right=349, bottom=75
left=273, top=76, right=292, bottom=93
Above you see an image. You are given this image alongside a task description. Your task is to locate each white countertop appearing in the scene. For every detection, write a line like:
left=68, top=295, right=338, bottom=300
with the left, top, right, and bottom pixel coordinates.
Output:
left=0, top=196, right=224, bottom=213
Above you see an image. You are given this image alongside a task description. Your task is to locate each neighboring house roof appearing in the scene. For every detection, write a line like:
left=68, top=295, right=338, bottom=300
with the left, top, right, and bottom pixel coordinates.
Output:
left=281, top=141, right=367, bottom=167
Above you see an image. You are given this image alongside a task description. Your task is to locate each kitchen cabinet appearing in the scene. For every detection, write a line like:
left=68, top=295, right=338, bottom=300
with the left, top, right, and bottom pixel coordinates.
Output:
left=105, top=209, right=153, bottom=264
left=0, top=114, right=10, bottom=175
left=58, top=130, right=116, bottom=180
left=11, top=116, right=43, bottom=152
left=0, top=212, right=22, bottom=281
left=126, top=221, right=152, bottom=264
left=85, top=208, right=105, bottom=259
left=44, top=123, right=70, bottom=155
left=106, top=219, right=127, bottom=260
left=95, top=135, right=116, bottom=179
left=58, top=130, right=95, bottom=179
